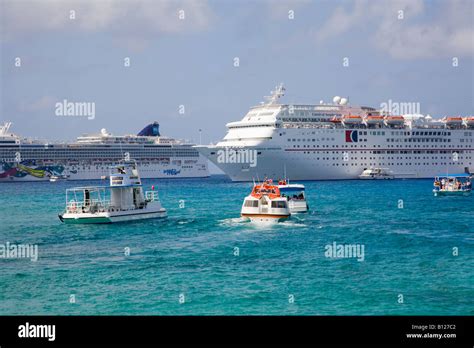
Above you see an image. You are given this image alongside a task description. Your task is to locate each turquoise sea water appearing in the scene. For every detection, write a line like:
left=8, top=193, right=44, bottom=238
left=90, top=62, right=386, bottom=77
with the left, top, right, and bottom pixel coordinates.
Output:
left=0, top=176, right=473, bottom=315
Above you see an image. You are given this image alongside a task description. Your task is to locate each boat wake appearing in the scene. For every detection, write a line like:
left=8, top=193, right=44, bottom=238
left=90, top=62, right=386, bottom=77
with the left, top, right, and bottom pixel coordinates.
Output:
left=218, top=217, right=247, bottom=227
left=278, top=220, right=307, bottom=228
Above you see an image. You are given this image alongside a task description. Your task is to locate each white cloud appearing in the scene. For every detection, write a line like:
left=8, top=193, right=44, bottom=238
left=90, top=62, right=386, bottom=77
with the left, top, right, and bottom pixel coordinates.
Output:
left=266, top=0, right=312, bottom=19
left=19, top=95, right=57, bottom=112
left=315, top=0, right=473, bottom=59
left=1, top=0, right=213, bottom=48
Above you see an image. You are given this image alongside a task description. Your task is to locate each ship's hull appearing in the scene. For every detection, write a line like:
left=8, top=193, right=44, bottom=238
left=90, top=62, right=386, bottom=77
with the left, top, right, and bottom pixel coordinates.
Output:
left=196, top=126, right=473, bottom=182
left=0, top=160, right=209, bottom=182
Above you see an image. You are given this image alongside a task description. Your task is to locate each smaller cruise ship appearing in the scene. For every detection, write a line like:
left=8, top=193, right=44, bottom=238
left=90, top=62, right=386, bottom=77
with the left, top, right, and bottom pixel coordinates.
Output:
left=0, top=121, right=208, bottom=182
left=241, top=180, right=290, bottom=223
left=58, top=161, right=167, bottom=223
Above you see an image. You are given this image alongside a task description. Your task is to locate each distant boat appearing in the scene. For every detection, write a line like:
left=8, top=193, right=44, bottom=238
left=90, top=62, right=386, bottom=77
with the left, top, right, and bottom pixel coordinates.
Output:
left=359, top=168, right=394, bottom=180
left=49, top=174, right=69, bottom=182
left=433, top=174, right=472, bottom=196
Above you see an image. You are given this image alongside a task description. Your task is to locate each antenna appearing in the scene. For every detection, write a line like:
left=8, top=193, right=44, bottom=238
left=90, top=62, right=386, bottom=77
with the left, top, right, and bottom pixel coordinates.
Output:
left=263, top=83, right=286, bottom=105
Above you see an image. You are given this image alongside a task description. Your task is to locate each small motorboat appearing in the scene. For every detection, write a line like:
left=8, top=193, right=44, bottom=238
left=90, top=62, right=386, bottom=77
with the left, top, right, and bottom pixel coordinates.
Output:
left=49, top=174, right=69, bottom=182
left=58, top=160, right=167, bottom=223
left=433, top=174, right=472, bottom=196
left=359, top=168, right=395, bottom=180
left=241, top=179, right=290, bottom=223
left=277, top=179, right=308, bottom=213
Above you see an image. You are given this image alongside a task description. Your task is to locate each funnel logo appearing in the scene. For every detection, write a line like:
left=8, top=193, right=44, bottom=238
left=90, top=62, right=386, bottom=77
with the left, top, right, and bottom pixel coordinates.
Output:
left=345, top=130, right=358, bottom=143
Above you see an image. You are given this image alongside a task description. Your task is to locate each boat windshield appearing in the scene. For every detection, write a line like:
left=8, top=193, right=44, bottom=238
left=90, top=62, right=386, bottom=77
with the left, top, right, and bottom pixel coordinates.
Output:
left=280, top=187, right=305, bottom=200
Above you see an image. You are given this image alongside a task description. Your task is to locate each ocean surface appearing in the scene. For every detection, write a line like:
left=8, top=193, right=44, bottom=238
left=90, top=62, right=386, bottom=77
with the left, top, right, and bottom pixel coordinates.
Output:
left=0, top=175, right=472, bottom=315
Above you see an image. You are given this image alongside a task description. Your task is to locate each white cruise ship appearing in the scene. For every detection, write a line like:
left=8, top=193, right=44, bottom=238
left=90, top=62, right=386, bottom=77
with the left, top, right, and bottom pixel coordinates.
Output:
left=196, top=84, right=474, bottom=181
left=0, top=122, right=208, bottom=182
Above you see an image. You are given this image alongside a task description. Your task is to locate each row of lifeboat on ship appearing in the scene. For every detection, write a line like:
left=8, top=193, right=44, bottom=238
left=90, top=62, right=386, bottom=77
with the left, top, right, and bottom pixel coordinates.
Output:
left=444, top=116, right=474, bottom=128
left=331, top=115, right=474, bottom=128
left=332, top=115, right=406, bottom=126
left=466, top=117, right=474, bottom=127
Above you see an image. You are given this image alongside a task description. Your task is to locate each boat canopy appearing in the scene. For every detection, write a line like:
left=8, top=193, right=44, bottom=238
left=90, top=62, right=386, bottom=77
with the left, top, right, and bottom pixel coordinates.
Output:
left=279, top=186, right=305, bottom=192
left=66, top=186, right=106, bottom=192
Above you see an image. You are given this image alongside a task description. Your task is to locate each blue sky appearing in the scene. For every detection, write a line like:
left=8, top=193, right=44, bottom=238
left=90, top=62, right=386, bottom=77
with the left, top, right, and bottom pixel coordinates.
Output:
left=1, top=0, right=473, bottom=144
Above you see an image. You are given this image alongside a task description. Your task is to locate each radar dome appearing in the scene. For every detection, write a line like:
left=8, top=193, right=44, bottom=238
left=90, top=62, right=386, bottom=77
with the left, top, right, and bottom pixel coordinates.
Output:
left=333, top=96, right=341, bottom=104
left=101, top=128, right=108, bottom=136
left=340, top=98, right=348, bottom=105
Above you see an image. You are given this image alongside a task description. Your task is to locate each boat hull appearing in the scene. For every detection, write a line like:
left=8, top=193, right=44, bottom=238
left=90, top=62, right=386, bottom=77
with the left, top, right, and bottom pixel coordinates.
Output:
left=59, top=209, right=167, bottom=224
left=433, top=190, right=471, bottom=197
left=241, top=213, right=290, bottom=223
left=288, top=201, right=309, bottom=213
left=359, top=175, right=394, bottom=180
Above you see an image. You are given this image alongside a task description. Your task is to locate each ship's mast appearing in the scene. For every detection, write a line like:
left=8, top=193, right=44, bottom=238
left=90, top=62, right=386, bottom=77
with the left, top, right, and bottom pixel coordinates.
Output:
left=263, top=83, right=286, bottom=105
left=0, top=122, right=12, bottom=135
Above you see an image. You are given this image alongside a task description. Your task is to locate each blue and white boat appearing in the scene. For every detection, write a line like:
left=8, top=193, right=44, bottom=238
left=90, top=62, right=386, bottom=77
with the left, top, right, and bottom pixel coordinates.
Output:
left=433, top=173, right=472, bottom=196
left=277, top=179, right=309, bottom=213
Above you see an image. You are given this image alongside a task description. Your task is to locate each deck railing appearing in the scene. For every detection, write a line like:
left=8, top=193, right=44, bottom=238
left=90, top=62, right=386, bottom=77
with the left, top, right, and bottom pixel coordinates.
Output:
left=66, top=199, right=111, bottom=213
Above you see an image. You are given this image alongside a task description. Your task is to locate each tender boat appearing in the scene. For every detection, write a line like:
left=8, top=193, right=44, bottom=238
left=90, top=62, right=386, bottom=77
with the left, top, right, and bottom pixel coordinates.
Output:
left=342, top=115, right=363, bottom=125
left=384, top=115, right=405, bottom=126
left=433, top=174, right=472, bottom=196
left=444, top=116, right=463, bottom=127
left=359, top=168, right=395, bottom=180
left=463, top=116, right=474, bottom=128
left=277, top=179, right=308, bottom=213
left=364, top=115, right=384, bottom=126
left=58, top=161, right=167, bottom=223
left=49, top=174, right=69, bottom=182
left=241, top=180, right=290, bottom=223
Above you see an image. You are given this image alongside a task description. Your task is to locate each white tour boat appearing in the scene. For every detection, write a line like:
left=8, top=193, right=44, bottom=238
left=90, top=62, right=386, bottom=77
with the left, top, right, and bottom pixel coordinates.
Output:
left=359, top=168, right=395, bottom=180
left=277, top=179, right=308, bottom=213
left=241, top=180, right=290, bottom=223
left=433, top=174, right=472, bottom=196
left=58, top=161, right=167, bottom=223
